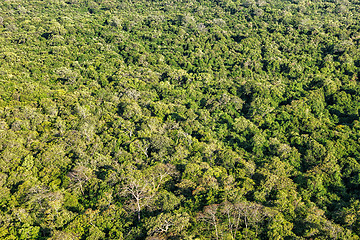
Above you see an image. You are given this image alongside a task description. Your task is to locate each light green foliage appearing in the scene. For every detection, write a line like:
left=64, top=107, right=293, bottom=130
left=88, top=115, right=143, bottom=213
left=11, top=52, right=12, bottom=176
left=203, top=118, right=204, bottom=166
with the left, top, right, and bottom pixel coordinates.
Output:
left=1, top=0, right=360, bottom=238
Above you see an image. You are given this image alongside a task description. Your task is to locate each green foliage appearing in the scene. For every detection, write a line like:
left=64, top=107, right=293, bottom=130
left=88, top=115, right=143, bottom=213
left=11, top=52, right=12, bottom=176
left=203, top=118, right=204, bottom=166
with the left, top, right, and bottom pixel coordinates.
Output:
left=1, top=0, right=360, bottom=238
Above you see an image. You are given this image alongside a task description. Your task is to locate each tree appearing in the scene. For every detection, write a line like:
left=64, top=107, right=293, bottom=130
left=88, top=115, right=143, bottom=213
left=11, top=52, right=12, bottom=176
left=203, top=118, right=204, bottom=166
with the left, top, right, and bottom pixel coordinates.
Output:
left=145, top=212, right=190, bottom=238
left=198, top=204, right=220, bottom=240
left=67, top=165, right=93, bottom=195
left=120, top=163, right=176, bottom=221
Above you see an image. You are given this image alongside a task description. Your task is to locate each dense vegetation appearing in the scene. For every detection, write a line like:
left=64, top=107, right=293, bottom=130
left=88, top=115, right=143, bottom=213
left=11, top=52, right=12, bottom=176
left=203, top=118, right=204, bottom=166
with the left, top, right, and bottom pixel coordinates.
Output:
left=1, top=0, right=360, bottom=239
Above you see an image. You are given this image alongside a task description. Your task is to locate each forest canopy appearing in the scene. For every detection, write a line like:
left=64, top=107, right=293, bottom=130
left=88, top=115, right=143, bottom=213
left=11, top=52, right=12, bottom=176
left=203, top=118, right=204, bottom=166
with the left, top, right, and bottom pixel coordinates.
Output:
left=1, top=0, right=360, bottom=239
